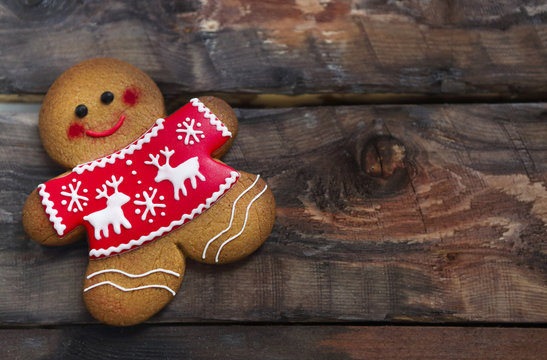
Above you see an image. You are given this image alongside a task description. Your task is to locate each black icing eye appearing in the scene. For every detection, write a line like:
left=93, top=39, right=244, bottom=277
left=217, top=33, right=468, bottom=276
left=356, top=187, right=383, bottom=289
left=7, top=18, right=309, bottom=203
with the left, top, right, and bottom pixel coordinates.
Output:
left=101, top=91, right=114, bottom=104
left=75, top=104, right=88, bottom=118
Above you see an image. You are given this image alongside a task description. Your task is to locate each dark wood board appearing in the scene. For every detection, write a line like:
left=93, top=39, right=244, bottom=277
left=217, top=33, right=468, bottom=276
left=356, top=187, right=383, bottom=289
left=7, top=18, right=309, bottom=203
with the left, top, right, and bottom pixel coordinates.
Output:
left=1, top=325, right=546, bottom=360
left=0, top=103, right=546, bottom=325
left=1, top=0, right=547, bottom=101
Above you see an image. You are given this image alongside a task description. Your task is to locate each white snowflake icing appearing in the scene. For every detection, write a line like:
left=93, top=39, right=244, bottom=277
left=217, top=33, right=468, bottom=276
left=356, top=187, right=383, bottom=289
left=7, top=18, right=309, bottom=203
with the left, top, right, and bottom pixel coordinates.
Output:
left=133, top=189, right=166, bottom=221
left=176, top=118, right=204, bottom=145
left=60, top=180, right=89, bottom=212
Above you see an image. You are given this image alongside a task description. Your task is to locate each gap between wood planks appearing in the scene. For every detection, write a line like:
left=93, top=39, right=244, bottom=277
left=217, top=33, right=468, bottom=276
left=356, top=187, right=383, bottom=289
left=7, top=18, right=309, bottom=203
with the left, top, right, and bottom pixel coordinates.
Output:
left=1, top=320, right=546, bottom=330
left=2, top=92, right=547, bottom=110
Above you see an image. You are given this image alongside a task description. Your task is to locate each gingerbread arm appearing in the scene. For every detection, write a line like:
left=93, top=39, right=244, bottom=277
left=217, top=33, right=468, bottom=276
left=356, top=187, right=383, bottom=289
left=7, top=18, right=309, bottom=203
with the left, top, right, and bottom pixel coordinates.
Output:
left=23, top=178, right=86, bottom=247
left=199, top=96, right=238, bottom=159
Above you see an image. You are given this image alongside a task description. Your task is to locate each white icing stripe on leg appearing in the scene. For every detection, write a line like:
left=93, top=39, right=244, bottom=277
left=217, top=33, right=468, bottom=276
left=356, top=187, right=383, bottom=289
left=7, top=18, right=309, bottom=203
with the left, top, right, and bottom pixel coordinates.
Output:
left=202, top=175, right=261, bottom=260
left=83, top=281, right=176, bottom=296
left=87, top=268, right=181, bottom=279
left=215, top=184, right=268, bottom=263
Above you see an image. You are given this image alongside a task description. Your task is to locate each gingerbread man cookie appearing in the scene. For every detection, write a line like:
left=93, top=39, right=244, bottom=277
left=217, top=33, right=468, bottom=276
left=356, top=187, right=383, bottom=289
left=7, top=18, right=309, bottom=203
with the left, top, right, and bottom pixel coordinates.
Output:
left=22, top=58, right=275, bottom=326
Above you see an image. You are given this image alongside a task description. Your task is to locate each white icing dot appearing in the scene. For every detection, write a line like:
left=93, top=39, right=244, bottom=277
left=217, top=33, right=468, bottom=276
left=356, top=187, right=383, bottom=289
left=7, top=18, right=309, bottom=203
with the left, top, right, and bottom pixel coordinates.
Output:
left=126, top=160, right=132, bottom=166
left=72, top=179, right=76, bottom=183
left=138, top=181, right=142, bottom=185
left=61, top=200, right=67, bottom=205
left=190, top=140, right=194, bottom=145
left=177, top=135, right=183, bottom=140
left=61, top=186, right=66, bottom=190
left=177, top=123, right=182, bottom=128
left=83, top=202, right=88, bottom=206
left=73, top=209, right=78, bottom=213
left=161, top=212, right=166, bottom=216
left=159, top=195, right=165, bottom=201
left=197, top=122, right=201, bottom=127
left=200, top=134, right=205, bottom=139
left=135, top=209, right=141, bottom=214
left=132, top=170, right=137, bottom=175
left=149, top=187, right=153, bottom=191
left=185, top=117, right=190, bottom=121
left=149, top=219, right=153, bottom=223
left=135, top=194, right=140, bottom=198
left=83, top=189, right=88, bottom=193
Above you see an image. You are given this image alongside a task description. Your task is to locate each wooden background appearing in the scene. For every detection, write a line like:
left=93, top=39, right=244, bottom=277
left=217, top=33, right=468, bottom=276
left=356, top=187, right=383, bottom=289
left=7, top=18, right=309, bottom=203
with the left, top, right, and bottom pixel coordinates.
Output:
left=1, top=0, right=546, bottom=359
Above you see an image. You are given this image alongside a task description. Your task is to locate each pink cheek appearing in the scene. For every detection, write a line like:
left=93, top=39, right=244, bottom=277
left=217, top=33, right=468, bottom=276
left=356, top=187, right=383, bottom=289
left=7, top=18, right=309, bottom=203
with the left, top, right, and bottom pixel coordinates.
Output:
left=122, top=87, right=140, bottom=106
left=68, top=123, right=85, bottom=139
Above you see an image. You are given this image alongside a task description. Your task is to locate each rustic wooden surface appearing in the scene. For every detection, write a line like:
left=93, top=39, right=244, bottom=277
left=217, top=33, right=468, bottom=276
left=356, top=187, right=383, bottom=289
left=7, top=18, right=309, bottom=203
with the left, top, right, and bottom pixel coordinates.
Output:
left=1, top=326, right=546, bottom=360
left=1, top=103, right=546, bottom=327
left=2, top=0, right=547, bottom=358
left=1, top=0, right=547, bottom=103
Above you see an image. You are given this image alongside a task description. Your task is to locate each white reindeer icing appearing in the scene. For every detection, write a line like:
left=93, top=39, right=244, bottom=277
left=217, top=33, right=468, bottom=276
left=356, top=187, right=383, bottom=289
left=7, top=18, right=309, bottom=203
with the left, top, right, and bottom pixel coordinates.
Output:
left=83, top=175, right=132, bottom=239
left=145, top=147, right=206, bottom=200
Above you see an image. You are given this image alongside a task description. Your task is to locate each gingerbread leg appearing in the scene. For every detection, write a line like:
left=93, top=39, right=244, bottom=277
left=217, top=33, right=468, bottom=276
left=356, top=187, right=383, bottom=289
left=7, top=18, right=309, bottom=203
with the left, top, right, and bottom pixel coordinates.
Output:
left=83, top=236, right=185, bottom=326
left=176, top=171, right=275, bottom=264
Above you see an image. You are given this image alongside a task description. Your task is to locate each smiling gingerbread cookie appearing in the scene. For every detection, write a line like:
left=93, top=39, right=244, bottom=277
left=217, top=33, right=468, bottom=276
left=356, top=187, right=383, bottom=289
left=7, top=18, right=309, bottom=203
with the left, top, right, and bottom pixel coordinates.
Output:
left=22, top=58, right=275, bottom=326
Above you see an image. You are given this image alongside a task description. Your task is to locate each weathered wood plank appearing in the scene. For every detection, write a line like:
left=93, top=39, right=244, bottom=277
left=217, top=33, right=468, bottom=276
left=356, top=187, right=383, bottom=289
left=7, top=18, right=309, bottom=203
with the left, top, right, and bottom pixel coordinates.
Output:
left=1, top=0, right=547, bottom=101
left=0, top=103, right=546, bottom=325
left=1, top=326, right=545, bottom=360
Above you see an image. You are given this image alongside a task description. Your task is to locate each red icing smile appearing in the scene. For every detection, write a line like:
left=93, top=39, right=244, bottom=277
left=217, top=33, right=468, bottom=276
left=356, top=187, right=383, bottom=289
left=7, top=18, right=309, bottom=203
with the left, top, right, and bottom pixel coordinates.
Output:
left=86, top=115, right=126, bottom=137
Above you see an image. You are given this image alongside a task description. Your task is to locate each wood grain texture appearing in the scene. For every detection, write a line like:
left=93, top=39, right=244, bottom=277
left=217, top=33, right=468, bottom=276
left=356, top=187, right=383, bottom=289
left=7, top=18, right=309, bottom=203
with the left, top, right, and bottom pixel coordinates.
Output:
left=0, top=103, right=546, bottom=325
left=1, top=0, right=547, bottom=100
left=1, top=326, right=546, bottom=360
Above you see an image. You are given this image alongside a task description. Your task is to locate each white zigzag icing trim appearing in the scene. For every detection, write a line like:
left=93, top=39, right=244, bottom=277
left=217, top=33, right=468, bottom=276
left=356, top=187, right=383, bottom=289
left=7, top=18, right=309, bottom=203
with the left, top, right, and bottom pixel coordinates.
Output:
left=89, top=171, right=240, bottom=258
left=37, top=184, right=66, bottom=236
left=190, top=98, right=232, bottom=137
left=73, top=118, right=166, bottom=174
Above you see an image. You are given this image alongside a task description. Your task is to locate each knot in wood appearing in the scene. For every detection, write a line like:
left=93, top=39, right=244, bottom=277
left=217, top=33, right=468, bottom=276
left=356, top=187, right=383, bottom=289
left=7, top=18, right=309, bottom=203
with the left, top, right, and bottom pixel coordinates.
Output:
left=361, top=136, right=407, bottom=179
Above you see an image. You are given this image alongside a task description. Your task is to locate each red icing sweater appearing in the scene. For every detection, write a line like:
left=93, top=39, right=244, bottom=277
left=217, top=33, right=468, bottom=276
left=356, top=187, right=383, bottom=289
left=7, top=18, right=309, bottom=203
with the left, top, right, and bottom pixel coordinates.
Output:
left=38, top=98, right=239, bottom=259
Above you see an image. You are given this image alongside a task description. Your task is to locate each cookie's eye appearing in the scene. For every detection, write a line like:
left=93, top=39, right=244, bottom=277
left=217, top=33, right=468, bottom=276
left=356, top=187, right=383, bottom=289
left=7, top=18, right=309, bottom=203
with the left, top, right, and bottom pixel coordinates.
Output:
left=101, top=91, right=114, bottom=104
left=75, top=104, right=88, bottom=118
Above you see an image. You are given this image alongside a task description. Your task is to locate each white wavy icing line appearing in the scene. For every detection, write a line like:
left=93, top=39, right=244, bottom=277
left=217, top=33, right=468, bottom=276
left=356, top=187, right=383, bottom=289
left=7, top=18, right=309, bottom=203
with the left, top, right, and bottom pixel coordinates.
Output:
left=73, top=118, right=165, bottom=174
left=202, top=174, right=261, bottom=260
left=215, top=183, right=268, bottom=263
left=37, top=184, right=66, bottom=236
left=89, top=171, right=240, bottom=258
left=87, top=268, right=180, bottom=279
left=83, top=281, right=176, bottom=296
left=190, top=98, right=232, bottom=137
